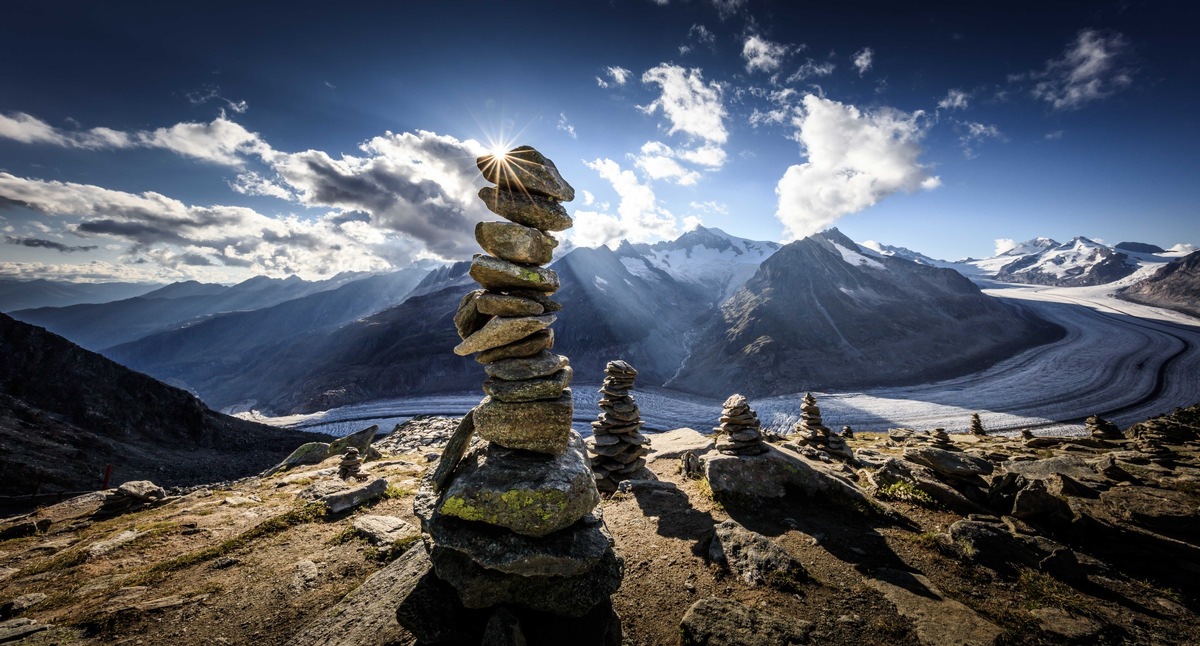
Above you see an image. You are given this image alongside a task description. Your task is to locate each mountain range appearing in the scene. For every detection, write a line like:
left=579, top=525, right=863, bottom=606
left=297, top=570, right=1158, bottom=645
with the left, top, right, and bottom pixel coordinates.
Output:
left=1118, top=250, right=1200, bottom=318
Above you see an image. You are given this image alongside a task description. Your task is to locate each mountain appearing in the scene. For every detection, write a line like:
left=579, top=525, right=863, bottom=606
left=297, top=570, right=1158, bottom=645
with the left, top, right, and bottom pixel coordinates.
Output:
left=858, top=240, right=945, bottom=266
left=0, top=279, right=160, bottom=312
left=1115, top=241, right=1167, bottom=254
left=0, top=313, right=323, bottom=497
left=1117, top=250, right=1200, bottom=318
left=9, top=273, right=367, bottom=351
left=993, top=237, right=1138, bottom=286
left=617, top=225, right=780, bottom=301
left=104, top=267, right=433, bottom=397
left=665, top=229, right=1063, bottom=397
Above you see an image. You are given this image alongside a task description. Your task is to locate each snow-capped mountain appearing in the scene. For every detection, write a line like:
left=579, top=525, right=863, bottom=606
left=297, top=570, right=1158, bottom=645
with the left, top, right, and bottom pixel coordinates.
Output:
left=1118, top=250, right=1200, bottom=318
left=616, top=226, right=781, bottom=302
left=857, top=240, right=946, bottom=267
left=993, top=237, right=1137, bottom=286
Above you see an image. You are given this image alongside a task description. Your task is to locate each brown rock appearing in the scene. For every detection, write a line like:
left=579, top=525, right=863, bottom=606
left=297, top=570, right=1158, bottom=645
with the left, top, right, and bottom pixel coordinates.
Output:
left=479, top=187, right=574, bottom=232
left=483, top=367, right=574, bottom=402
left=476, top=329, right=555, bottom=364
left=453, top=289, right=489, bottom=340
left=453, top=314, right=556, bottom=357
left=474, top=390, right=574, bottom=454
left=477, top=146, right=575, bottom=202
left=476, top=292, right=544, bottom=317
left=483, top=351, right=568, bottom=381
left=470, top=254, right=559, bottom=293
left=475, top=221, right=557, bottom=265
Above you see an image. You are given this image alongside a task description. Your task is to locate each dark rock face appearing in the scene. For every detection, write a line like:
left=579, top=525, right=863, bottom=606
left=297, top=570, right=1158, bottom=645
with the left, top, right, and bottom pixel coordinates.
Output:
left=1118, top=250, right=1200, bottom=318
left=669, top=229, right=1063, bottom=397
left=0, top=313, right=324, bottom=498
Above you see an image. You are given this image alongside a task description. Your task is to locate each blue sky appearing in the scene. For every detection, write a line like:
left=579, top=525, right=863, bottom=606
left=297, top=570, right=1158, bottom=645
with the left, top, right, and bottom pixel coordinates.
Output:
left=0, top=0, right=1196, bottom=282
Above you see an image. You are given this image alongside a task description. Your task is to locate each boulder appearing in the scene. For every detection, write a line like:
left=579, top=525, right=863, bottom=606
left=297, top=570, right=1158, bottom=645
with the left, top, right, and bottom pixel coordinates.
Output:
left=116, top=480, right=165, bottom=501
left=645, top=428, right=714, bottom=461
left=473, top=390, right=573, bottom=454
left=318, top=477, right=389, bottom=514
left=264, top=442, right=331, bottom=476
left=424, top=509, right=612, bottom=577
left=352, top=515, right=416, bottom=546
left=475, top=221, right=557, bottom=265
left=477, top=145, right=575, bottom=202
left=679, top=597, right=813, bottom=646
left=393, top=545, right=490, bottom=644
left=454, top=313, right=556, bottom=356
left=903, top=446, right=993, bottom=480
left=327, top=425, right=379, bottom=458
left=1099, top=486, right=1200, bottom=539
left=708, top=520, right=807, bottom=591
left=703, top=444, right=883, bottom=513
left=468, top=254, right=560, bottom=294
left=438, top=431, right=599, bottom=537
left=863, top=568, right=1002, bottom=646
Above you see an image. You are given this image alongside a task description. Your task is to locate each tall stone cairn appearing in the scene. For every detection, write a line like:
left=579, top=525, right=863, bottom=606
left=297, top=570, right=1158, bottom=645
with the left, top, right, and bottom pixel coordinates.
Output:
left=794, top=392, right=831, bottom=445
left=587, top=360, right=651, bottom=492
left=402, top=146, right=622, bottom=643
left=713, top=394, right=768, bottom=456
left=969, top=413, right=986, bottom=436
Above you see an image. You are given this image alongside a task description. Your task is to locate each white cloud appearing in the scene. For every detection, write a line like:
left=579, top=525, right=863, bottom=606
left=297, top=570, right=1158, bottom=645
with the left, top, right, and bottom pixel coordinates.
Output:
left=1045, top=130, right=1065, bottom=140
left=640, top=64, right=728, bottom=144
left=748, top=87, right=800, bottom=128
left=1031, top=29, right=1132, bottom=110
left=742, top=35, right=789, bottom=74
left=710, top=0, right=745, bottom=19
left=632, top=141, right=701, bottom=186
left=0, top=112, right=133, bottom=149
left=774, top=95, right=939, bottom=240
left=786, top=59, right=835, bottom=84
left=688, top=200, right=728, bottom=215
left=597, top=65, right=632, bottom=89
left=681, top=215, right=704, bottom=231
left=937, top=89, right=970, bottom=110
left=689, top=24, right=715, bottom=48
left=575, top=158, right=678, bottom=247
left=677, top=143, right=726, bottom=168
left=853, top=47, right=874, bottom=75
left=230, top=171, right=294, bottom=200
left=557, top=113, right=577, bottom=139
left=959, top=121, right=1002, bottom=158
left=581, top=190, right=595, bottom=206
left=994, top=238, right=1018, bottom=256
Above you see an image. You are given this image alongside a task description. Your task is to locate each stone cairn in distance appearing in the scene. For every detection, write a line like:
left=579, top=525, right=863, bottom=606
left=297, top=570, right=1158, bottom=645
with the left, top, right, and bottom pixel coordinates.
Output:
left=401, top=146, right=622, bottom=645
left=970, top=413, right=986, bottom=436
left=586, top=360, right=651, bottom=492
left=790, top=392, right=852, bottom=460
left=713, top=394, right=768, bottom=456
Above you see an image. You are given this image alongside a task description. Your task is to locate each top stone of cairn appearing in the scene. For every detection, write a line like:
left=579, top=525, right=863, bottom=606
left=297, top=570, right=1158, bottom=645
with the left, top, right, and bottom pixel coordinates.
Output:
left=477, top=145, right=575, bottom=202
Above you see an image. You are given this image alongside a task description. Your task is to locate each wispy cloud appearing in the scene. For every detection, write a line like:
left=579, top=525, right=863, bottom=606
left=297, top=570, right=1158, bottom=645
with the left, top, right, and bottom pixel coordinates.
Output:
left=937, top=89, right=970, bottom=110
left=4, top=235, right=98, bottom=253
left=557, top=113, right=577, bottom=139
left=574, top=157, right=678, bottom=247
left=1027, top=29, right=1133, bottom=110
left=853, top=47, right=874, bottom=75
left=742, top=35, right=789, bottom=74
left=596, top=65, right=632, bottom=89
left=775, top=95, right=938, bottom=240
left=958, top=121, right=1003, bottom=158
left=786, top=59, right=835, bottom=84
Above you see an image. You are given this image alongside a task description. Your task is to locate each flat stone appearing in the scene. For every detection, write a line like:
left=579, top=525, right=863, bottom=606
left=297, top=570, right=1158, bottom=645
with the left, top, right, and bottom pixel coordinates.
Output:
left=704, top=445, right=879, bottom=511
left=476, top=221, right=557, bottom=265
left=88, top=529, right=145, bottom=559
left=477, top=292, right=544, bottom=317
left=474, top=390, right=573, bottom=454
left=483, top=351, right=567, bottom=381
left=431, top=544, right=621, bottom=616
left=904, top=446, right=994, bottom=480
left=263, top=441, right=330, bottom=476
left=476, top=329, right=554, bottom=364
left=482, top=367, right=573, bottom=403
left=0, top=593, right=47, bottom=619
left=116, top=480, right=165, bottom=501
left=352, top=515, right=416, bottom=546
left=646, top=428, right=714, bottom=461
left=0, top=618, right=50, bottom=642
left=438, top=431, right=599, bottom=537
left=423, top=506, right=612, bottom=577
left=506, top=289, right=562, bottom=312
left=1030, top=607, right=1102, bottom=640
left=318, top=477, right=389, bottom=514
left=469, top=254, right=560, bottom=293
left=454, top=289, right=489, bottom=339
left=477, top=145, right=575, bottom=202
left=680, top=597, right=812, bottom=646
left=454, top=314, right=556, bottom=356
left=431, top=411, right=476, bottom=492
left=864, top=568, right=1002, bottom=646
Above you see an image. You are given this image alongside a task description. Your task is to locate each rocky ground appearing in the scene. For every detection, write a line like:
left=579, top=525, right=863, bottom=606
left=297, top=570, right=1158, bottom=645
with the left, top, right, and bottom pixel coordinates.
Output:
left=1, top=409, right=1198, bottom=645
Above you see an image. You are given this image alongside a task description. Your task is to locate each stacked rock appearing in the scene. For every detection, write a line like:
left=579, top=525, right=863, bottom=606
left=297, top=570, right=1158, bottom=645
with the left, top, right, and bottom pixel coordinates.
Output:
left=841, top=425, right=854, bottom=439
left=929, top=428, right=953, bottom=448
left=1020, top=429, right=1035, bottom=440
left=587, top=360, right=651, bottom=492
left=401, top=146, right=621, bottom=644
left=1086, top=414, right=1122, bottom=440
left=713, top=394, right=768, bottom=456
left=793, top=392, right=832, bottom=445
left=338, top=447, right=364, bottom=480
left=970, top=413, right=986, bottom=436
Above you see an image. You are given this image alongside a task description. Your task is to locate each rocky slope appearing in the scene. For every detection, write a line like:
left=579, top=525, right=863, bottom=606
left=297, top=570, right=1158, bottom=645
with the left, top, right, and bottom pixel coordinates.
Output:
left=1, top=405, right=1197, bottom=644
left=668, top=229, right=1063, bottom=397
left=0, top=314, right=324, bottom=499
left=1117, top=250, right=1200, bottom=318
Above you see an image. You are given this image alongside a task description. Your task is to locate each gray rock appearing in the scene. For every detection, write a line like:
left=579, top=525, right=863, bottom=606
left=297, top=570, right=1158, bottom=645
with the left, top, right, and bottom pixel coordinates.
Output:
left=0, top=593, right=47, bottom=620
left=869, top=458, right=991, bottom=515
left=506, top=289, right=562, bottom=313
left=290, top=559, right=319, bottom=592
left=476, top=221, right=557, bottom=265
left=679, top=597, right=813, bottom=646
left=478, top=187, right=574, bottom=232
left=438, top=431, right=599, bottom=537
left=0, top=618, right=50, bottom=642
left=483, top=351, right=567, bottom=381
left=704, top=444, right=880, bottom=512
left=903, top=446, right=994, bottom=479
left=454, top=313, right=556, bottom=356
left=474, top=390, right=573, bottom=454
left=477, top=146, right=575, bottom=202
left=1099, top=485, right=1200, bottom=537
left=318, top=477, right=389, bottom=514
left=430, top=544, right=621, bottom=616
left=327, top=425, right=379, bottom=458
left=477, top=292, right=545, bottom=317
left=482, top=367, right=573, bottom=402
left=476, top=328, right=555, bottom=364
left=352, top=515, right=416, bottom=546
left=263, top=442, right=331, bottom=476
left=116, top=480, right=165, bottom=501
left=864, top=568, right=1002, bottom=646
left=424, top=508, right=612, bottom=577
left=431, top=411, right=476, bottom=492
left=468, top=254, right=559, bottom=294
left=708, top=520, right=807, bottom=590
left=1011, top=479, right=1071, bottom=522
left=454, top=289, right=488, bottom=339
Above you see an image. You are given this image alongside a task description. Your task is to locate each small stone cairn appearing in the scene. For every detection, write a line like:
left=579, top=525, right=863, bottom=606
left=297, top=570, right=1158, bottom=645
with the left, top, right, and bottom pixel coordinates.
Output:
left=713, top=394, right=768, bottom=456
left=841, top=425, right=854, bottom=439
left=790, top=393, right=852, bottom=460
left=1086, top=414, right=1122, bottom=440
left=587, top=360, right=651, bottom=492
left=337, top=447, right=364, bottom=480
left=970, top=413, right=986, bottom=436
left=929, top=428, right=953, bottom=449
left=401, top=146, right=621, bottom=644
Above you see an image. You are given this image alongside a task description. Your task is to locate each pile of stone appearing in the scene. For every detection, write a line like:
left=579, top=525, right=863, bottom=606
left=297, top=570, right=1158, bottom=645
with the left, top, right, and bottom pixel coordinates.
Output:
left=587, top=360, right=651, bottom=492
left=713, top=394, right=768, bottom=456
left=842, top=426, right=854, bottom=439
left=970, top=413, right=986, bottom=436
left=337, top=447, right=364, bottom=480
left=929, top=428, right=953, bottom=449
left=400, top=146, right=621, bottom=644
left=1086, top=414, right=1122, bottom=440
left=789, top=392, right=852, bottom=460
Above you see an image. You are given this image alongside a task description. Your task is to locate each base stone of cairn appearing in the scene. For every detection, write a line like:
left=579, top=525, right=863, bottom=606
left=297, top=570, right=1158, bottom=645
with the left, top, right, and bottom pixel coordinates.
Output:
left=586, top=360, right=652, bottom=492
left=713, top=394, right=768, bottom=456
left=398, top=145, right=621, bottom=645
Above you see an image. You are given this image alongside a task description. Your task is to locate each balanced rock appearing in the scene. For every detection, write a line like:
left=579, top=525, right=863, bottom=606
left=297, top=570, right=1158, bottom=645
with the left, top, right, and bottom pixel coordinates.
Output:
left=483, top=351, right=568, bottom=381
left=454, top=313, right=556, bottom=356
left=475, top=221, right=557, bottom=265
left=482, top=366, right=573, bottom=403
left=970, top=413, right=987, bottom=436
left=712, top=394, right=767, bottom=456
left=476, top=328, right=554, bottom=364
left=476, top=292, right=545, bottom=317
left=478, top=187, right=574, bottom=232
left=477, top=146, right=575, bottom=202
left=469, top=254, right=560, bottom=293
left=474, top=390, right=573, bottom=454
left=1086, top=414, right=1123, bottom=440
left=454, top=289, right=489, bottom=339
left=586, top=360, right=651, bottom=492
